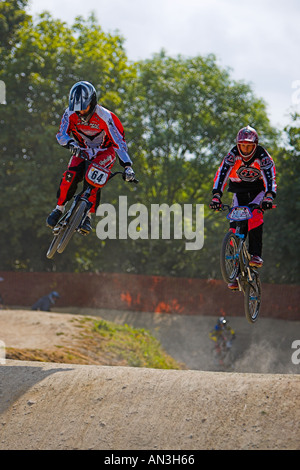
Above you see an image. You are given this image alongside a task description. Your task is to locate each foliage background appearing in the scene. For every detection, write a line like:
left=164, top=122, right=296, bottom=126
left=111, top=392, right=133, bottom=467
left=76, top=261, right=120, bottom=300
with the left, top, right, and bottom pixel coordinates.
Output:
left=0, top=0, right=299, bottom=283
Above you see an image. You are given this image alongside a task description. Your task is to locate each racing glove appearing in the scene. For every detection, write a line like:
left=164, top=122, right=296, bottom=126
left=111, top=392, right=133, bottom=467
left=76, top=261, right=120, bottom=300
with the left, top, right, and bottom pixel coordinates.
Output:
left=123, top=166, right=135, bottom=182
left=261, top=194, right=273, bottom=210
left=67, top=140, right=82, bottom=157
left=209, top=194, right=222, bottom=211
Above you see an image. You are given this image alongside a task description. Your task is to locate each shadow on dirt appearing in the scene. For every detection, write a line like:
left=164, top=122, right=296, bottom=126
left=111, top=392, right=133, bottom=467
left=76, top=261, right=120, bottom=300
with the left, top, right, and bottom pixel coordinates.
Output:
left=0, top=365, right=73, bottom=414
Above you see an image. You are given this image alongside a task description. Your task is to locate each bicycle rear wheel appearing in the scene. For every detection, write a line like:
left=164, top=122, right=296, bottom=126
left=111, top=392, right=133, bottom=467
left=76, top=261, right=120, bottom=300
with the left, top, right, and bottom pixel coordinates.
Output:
left=244, top=272, right=261, bottom=323
left=220, top=231, right=239, bottom=283
left=57, top=201, right=87, bottom=254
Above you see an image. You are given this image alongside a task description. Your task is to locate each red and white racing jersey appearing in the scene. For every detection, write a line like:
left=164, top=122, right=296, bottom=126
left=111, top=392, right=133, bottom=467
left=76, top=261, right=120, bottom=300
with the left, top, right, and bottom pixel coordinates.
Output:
left=56, top=104, right=132, bottom=165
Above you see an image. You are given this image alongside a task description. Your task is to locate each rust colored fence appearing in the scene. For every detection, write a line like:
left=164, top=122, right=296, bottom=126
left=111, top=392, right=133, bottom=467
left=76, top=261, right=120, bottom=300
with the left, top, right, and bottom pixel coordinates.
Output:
left=0, top=271, right=299, bottom=320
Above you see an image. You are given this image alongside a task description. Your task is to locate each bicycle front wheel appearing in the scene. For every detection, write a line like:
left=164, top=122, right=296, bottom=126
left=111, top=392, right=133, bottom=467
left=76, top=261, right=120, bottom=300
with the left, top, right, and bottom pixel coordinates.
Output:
left=244, top=272, right=261, bottom=323
left=46, top=226, right=66, bottom=259
left=57, top=201, right=87, bottom=254
left=220, top=231, right=239, bottom=283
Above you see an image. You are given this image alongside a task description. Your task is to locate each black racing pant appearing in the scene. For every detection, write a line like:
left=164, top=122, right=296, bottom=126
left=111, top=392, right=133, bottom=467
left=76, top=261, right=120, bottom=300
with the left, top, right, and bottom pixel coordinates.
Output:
left=230, top=191, right=264, bottom=257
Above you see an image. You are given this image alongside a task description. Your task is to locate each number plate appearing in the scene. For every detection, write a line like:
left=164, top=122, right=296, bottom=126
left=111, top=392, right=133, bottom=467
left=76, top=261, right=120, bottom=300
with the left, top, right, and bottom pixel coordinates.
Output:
left=227, top=206, right=253, bottom=221
left=86, top=165, right=110, bottom=187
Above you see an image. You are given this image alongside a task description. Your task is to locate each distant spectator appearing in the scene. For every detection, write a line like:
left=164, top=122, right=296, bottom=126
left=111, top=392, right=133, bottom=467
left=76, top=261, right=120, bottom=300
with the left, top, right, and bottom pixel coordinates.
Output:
left=31, top=291, right=60, bottom=312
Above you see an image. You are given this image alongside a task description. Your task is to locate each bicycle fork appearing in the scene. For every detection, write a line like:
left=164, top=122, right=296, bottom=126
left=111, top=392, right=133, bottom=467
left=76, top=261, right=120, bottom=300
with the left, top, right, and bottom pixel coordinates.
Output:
left=54, top=190, right=93, bottom=235
left=75, top=189, right=93, bottom=233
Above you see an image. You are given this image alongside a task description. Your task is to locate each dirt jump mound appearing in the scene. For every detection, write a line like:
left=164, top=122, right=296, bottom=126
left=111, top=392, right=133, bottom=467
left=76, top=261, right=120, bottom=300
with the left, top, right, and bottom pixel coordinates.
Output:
left=0, top=360, right=299, bottom=450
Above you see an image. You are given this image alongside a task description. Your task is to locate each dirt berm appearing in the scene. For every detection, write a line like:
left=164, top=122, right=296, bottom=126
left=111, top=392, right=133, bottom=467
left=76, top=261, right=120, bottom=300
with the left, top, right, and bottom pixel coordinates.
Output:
left=0, top=360, right=299, bottom=450
left=0, top=310, right=299, bottom=450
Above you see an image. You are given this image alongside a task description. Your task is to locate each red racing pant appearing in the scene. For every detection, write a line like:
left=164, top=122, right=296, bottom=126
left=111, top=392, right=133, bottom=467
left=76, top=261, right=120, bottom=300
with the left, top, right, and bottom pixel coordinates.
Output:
left=56, top=148, right=116, bottom=213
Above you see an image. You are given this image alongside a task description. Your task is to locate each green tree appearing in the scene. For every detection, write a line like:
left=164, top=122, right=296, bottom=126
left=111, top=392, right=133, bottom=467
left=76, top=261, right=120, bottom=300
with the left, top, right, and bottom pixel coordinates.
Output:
left=0, top=10, right=135, bottom=271
left=0, top=0, right=29, bottom=52
left=262, top=114, right=300, bottom=283
left=1, top=7, right=296, bottom=284
left=119, top=51, right=278, bottom=278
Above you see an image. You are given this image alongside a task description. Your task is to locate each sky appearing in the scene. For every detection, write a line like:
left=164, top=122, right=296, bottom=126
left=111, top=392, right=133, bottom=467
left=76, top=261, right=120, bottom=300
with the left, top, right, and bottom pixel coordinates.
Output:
left=27, top=0, right=300, bottom=130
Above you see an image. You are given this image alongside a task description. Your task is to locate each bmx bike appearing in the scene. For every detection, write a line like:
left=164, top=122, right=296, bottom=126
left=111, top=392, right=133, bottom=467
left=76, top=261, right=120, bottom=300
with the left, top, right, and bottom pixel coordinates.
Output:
left=220, top=204, right=263, bottom=324
left=211, top=334, right=234, bottom=370
left=46, top=155, right=138, bottom=259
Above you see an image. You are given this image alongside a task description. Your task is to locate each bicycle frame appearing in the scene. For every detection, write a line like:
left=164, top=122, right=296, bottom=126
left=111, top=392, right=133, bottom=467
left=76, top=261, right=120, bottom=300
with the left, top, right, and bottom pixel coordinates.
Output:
left=211, top=333, right=234, bottom=370
left=60, top=167, right=124, bottom=235
left=218, top=201, right=275, bottom=323
left=223, top=204, right=258, bottom=291
left=219, top=204, right=262, bottom=323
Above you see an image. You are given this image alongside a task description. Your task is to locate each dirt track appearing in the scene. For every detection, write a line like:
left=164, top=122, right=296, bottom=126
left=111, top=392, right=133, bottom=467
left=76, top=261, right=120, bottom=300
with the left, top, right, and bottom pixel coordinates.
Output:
left=1, top=360, right=299, bottom=450
left=0, top=310, right=299, bottom=450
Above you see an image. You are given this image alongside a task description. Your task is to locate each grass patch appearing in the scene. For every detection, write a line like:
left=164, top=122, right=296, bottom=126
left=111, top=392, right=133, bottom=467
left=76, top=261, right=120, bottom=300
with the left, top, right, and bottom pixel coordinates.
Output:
left=91, top=318, right=183, bottom=369
left=6, top=315, right=185, bottom=370
left=5, top=347, right=95, bottom=364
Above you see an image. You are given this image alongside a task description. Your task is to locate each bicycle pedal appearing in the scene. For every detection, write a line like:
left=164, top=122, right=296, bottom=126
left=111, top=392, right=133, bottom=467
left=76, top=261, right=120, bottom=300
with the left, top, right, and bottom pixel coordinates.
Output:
left=78, top=229, right=89, bottom=236
left=53, top=223, right=65, bottom=234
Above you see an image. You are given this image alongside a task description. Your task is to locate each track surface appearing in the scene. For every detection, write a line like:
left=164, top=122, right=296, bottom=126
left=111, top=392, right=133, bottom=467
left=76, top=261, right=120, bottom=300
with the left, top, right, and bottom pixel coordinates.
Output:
left=0, top=310, right=299, bottom=450
left=1, top=360, right=299, bottom=450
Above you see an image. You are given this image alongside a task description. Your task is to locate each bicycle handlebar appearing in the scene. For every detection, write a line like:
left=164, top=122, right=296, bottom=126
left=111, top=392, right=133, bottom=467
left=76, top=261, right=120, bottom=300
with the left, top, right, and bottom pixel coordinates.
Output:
left=109, top=170, right=139, bottom=184
left=221, top=202, right=276, bottom=213
left=75, top=150, right=139, bottom=184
